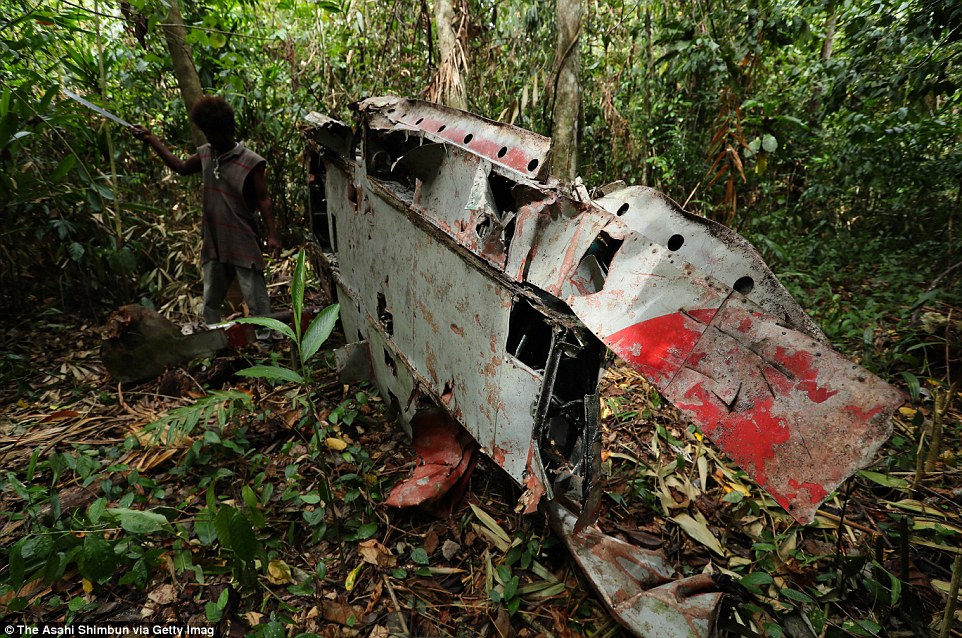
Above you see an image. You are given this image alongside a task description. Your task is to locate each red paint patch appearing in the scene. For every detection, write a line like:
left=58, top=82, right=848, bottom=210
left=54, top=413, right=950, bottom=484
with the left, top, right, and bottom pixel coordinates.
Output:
left=687, top=347, right=708, bottom=368
left=774, top=347, right=840, bottom=404
left=674, top=384, right=789, bottom=487
left=606, top=312, right=707, bottom=389
left=688, top=308, right=719, bottom=325
left=788, top=479, right=829, bottom=505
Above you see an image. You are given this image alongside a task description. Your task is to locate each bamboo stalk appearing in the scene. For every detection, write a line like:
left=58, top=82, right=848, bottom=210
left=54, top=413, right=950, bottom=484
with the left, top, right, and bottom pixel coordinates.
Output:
left=939, top=554, right=962, bottom=638
left=93, top=0, right=124, bottom=254
left=925, top=386, right=947, bottom=472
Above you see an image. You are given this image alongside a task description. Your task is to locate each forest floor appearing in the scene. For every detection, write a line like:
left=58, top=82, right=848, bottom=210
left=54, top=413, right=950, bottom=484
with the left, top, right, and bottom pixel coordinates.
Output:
left=1, top=260, right=961, bottom=638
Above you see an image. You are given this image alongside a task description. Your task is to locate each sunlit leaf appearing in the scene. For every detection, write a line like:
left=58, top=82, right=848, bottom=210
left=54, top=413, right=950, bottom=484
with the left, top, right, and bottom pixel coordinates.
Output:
left=670, top=513, right=725, bottom=556
left=236, top=364, right=304, bottom=384
left=107, top=507, right=169, bottom=534
left=300, top=303, right=339, bottom=364
left=858, top=470, right=908, bottom=490
left=345, top=563, right=363, bottom=591
left=762, top=133, right=777, bottom=153
left=231, top=316, right=295, bottom=342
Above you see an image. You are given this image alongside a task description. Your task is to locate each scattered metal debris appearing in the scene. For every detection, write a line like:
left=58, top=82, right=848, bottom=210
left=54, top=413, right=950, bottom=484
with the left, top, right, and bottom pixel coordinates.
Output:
left=384, top=407, right=478, bottom=518
left=305, top=97, right=903, bottom=638
left=101, top=305, right=310, bottom=383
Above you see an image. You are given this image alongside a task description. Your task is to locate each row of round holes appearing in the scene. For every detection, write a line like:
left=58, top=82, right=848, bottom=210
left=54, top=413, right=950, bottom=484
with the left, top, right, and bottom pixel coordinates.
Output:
left=620, top=201, right=757, bottom=294
left=407, top=116, right=540, bottom=172
left=395, top=108, right=758, bottom=294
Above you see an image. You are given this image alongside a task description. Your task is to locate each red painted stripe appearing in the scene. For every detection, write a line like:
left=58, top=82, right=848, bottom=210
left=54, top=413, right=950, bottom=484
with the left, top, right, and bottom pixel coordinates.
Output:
left=605, top=312, right=706, bottom=389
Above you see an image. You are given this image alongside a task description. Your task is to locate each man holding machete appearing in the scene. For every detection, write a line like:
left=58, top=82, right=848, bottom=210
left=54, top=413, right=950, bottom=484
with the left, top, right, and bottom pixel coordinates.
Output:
left=131, top=95, right=282, bottom=325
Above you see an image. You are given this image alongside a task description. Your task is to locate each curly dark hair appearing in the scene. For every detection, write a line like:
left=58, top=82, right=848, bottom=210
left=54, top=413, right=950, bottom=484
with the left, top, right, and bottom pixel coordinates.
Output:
left=190, top=95, right=235, bottom=137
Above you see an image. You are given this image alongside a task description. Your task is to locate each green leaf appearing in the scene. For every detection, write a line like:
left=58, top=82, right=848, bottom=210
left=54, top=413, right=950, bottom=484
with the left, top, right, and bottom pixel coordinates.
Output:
left=214, top=504, right=235, bottom=547
left=722, top=490, right=744, bottom=503
left=87, top=497, right=107, bottom=524
left=411, top=547, right=429, bottom=565
left=780, top=587, right=815, bottom=604
left=43, top=550, right=69, bottom=584
left=236, top=365, right=304, bottom=384
left=858, top=470, right=909, bottom=490
left=52, top=153, right=77, bottom=181
left=231, top=316, right=296, bottom=342
left=242, top=485, right=259, bottom=510
left=503, top=575, right=519, bottom=601
left=292, top=250, right=306, bottom=337
left=300, top=303, right=340, bottom=365
left=68, top=242, right=84, bottom=262
left=107, top=507, right=169, bottom=534
left=357, top=522, right=378, bottom=539
left=78, top=535, right=116, bottom=583
left=205, top=601, right=224, bottom=622
left=739, top=571, right=774, bottom=594
left=900, top=371, right=920, bottom=400
left=9, top=539, right=25, bottom=588
left=228, top=509, right=260, bottom=560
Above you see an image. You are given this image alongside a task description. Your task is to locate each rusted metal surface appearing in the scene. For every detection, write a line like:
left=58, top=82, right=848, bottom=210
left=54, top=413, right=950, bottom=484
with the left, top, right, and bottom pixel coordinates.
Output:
left=548, top=503, right=722, bottom=638
left=304, top=96, right=904, bottom=638
left=101, top=305, right=315, bottom=383
left=384, top=408, right=478, bottom=517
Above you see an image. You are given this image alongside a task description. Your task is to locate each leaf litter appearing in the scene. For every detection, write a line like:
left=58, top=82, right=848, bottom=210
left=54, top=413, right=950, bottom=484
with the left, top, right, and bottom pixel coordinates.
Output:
left=1, top=279, right=960, bottom=637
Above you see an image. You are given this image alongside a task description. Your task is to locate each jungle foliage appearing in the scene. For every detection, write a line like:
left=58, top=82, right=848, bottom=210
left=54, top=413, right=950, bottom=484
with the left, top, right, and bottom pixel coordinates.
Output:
left=1, top=0, right=961, bottom=635
left=1, top=0, right=959, bottom=325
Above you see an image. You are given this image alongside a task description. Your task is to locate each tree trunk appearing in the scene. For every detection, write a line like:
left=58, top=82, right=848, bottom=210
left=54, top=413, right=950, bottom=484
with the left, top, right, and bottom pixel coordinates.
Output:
left=642, top=7, right=653, bottom=187
left=550, top=0, right=581, bottom=182
left=822, top=0, right=837, bottom=61
left=429, top=0, right=467, bottom=110
left=161, top=0, right=206, bottom=147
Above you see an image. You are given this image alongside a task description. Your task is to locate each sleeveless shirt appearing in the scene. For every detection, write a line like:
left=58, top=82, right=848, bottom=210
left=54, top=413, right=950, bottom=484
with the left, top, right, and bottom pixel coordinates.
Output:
left=197, top=142, right=267, bottom=270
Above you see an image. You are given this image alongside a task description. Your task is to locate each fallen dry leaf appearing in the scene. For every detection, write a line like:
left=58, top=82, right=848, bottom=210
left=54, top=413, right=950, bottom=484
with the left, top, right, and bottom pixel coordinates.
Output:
left=147, top=583, right=177, bottom=605
left=359, top=539, right=396, bottom=567
left=267, top=559, right=295, bottom=585
left=322, top=600, right=364, bottom=625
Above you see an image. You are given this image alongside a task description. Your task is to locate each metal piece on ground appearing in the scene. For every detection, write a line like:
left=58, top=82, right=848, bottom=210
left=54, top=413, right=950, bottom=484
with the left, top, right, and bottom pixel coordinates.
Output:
left=385, top=408, right=478, bottom=517
left=101, top=305, right=314, bottom=383
left=548, top=503, right=722, bottom=638
left=304, top=96, right=904, bottom=638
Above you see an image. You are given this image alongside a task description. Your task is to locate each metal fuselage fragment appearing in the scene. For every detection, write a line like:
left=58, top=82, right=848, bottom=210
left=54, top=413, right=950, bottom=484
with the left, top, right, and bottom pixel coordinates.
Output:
left=305, top=96, right=903, bottom=638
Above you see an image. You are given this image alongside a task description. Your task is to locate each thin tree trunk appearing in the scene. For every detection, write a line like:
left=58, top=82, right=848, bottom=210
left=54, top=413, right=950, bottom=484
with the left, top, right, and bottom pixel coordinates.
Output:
left=822, top=0, right=837, bottom=61
left=430, top=0, right=467, bottom=110
left=550, top=0, right=581, bottom=181
left=161, top=0, right=206, bottom=147
left=642, top=6, right=653, bottom=187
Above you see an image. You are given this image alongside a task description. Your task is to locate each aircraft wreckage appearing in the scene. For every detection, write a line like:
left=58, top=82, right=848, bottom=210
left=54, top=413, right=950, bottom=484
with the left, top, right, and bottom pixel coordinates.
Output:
left=303, top=97, right=904, bottom=638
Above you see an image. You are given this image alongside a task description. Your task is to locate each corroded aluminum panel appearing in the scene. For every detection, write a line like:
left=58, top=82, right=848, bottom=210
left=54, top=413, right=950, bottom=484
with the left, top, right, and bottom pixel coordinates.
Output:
left=325, top=160, right=544, bottom=486
left=358, top=97, right=551, bottom=180
left=517, top=197, right=612, bottom=298
left=595, top=186, right=822, bottom=339
left=663, top=300, right=902, bottom=523
left=548, top=503, right=721, bottom=638
left=408, top=144, right=511, bottom=271
left=566, top=227, right=732, bottom=388
left=564, top=212, right=903, bottom=522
